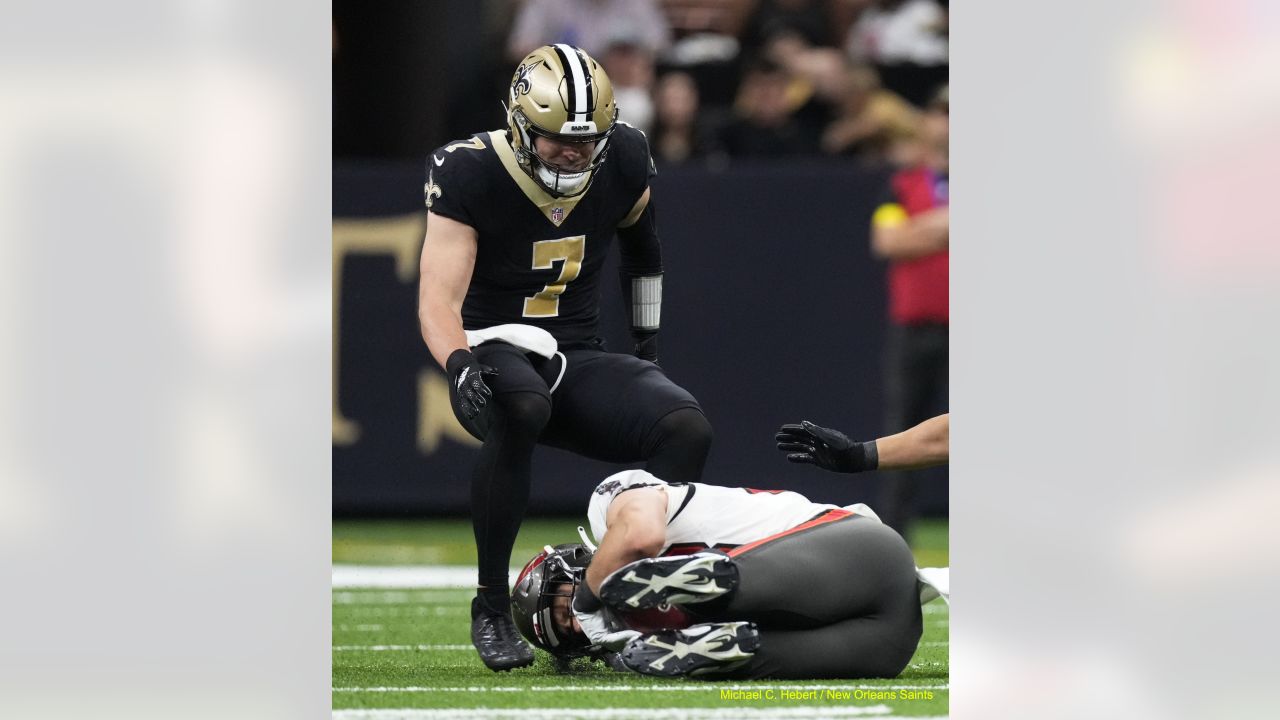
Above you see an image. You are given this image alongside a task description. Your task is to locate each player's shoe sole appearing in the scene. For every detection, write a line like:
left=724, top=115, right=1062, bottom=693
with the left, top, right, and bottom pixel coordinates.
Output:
left=599, top=552, right=739, bottom=609
left=619, top=622, right=760, bottom=677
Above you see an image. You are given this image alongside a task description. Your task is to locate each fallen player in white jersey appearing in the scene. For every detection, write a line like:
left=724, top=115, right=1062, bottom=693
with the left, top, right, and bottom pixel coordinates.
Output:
left=511, top=469, right=948, bottom=678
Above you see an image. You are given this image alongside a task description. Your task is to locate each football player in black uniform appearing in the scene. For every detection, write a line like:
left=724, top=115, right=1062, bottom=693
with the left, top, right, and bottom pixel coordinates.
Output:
left=418, top=44, right=713, bottom=671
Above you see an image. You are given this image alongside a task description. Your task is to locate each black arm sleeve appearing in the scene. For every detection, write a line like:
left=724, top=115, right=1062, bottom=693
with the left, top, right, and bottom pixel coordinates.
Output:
left=618, top=199, right=662, bottom=361
left=618, top=199, right=662, bottom=331
left=617, top=199, right=662, bottom=278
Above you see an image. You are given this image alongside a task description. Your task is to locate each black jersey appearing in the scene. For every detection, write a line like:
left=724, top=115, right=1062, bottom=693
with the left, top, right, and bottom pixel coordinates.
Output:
left=425, top=124, right=655, bottom=344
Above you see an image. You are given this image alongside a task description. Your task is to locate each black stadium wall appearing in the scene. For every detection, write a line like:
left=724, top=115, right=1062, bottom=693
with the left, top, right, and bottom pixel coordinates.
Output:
left=334, top=159, right=949, bottom=517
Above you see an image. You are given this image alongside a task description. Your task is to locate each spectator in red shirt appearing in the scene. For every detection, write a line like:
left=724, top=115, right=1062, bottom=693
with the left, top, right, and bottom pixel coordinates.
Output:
left=869, top=85, right=948, bottom=536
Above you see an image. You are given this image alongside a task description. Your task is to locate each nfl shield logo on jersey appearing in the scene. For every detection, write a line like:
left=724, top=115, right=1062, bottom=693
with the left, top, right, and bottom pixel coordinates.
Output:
left=551, top=207, right=564, bottom=223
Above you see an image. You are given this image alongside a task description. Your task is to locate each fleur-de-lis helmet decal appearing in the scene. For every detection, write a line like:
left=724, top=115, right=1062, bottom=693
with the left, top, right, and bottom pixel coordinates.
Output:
left=504, top=45, right=618, bottom=198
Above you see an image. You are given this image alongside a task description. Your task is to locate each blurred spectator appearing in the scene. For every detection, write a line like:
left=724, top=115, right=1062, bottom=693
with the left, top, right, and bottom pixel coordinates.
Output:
left=820, top=62, right=920, bottom=161
left=764, top=24, right=848, bottom=100
left=845, top=0, right=948, bottom=107
left=507, top=0, right=672, bottom=63
left=659, top=1, right=755, bottom=109
left=741, top=0, right=838, bottom=51
left=651, top=72, right=718, bottom=165
left=602, top=41, right=658, bottom=133
left=661, top=0, right=756, bottom=38
left=761, top=24, right=848, bottom=138
left=868, top=84, right=949, bottom=536
left=719, top=58, right=822, bottom=158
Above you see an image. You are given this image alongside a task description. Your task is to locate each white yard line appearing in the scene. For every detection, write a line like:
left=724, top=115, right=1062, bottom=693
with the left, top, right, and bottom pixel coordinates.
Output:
left=332, top=707, right=938, bottom=720
left=334, top=644, right=472, bottom=651
left=334, top=642, right=946, bottom=652
left=333, top=684, right=949, bottom=693
left=336, top=607, right=469, bottom=616
left=334, top=590, right=474, bottom=605
left=330, top=566, right=953, bottom=629
left=332, top=565, right=521, bottom=589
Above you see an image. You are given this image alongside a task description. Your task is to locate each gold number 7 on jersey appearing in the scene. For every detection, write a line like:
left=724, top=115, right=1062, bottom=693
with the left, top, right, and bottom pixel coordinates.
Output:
left=523, top=236, right=586, bottom=318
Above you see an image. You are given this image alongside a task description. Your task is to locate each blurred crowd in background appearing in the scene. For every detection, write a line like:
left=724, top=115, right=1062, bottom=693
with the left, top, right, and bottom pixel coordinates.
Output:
left=333, top=0, right=948, bottom=171
left=332, top=0, right=950, bottom=533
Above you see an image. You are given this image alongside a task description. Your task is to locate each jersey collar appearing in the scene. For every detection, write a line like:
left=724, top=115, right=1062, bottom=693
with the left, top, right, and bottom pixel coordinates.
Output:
left=489, top=130, right=587, bottom=227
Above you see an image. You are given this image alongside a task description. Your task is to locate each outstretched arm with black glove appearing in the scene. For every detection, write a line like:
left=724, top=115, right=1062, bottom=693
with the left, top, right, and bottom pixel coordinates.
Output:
left=776, top=413, right=950, bottom=473
left=419, top=210, right=498, bottom=422
left=617, top=188, right=662, bottom=363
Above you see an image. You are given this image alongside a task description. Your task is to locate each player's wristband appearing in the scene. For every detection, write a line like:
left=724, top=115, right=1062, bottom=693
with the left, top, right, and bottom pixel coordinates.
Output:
left=838, top=440, right=879, bottom=473
left=632, top=330, right=658, bottom=363
left=572, top=579, right=603, bottom=614
left=445, top=349, right=474, bottom=379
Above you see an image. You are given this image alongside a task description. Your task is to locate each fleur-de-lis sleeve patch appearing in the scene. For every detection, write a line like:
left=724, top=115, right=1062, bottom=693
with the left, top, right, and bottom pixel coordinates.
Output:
left=424, top=171, right=442, bottom=208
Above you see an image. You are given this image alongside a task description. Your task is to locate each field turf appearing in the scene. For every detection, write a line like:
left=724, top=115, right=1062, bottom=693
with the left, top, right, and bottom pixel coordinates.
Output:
left=333, top=518, right=949, bottom=719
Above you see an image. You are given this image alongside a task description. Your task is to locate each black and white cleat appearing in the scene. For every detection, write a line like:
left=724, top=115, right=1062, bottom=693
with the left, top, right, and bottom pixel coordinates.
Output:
left=599, top=551, right=740, bottom=610
left=619, top=622, right=760, bottom=678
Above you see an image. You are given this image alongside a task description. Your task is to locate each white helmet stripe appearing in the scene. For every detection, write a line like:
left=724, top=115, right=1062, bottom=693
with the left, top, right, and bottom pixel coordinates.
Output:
left=554, top=43, right=588, bottom=121
left=538, top=606, right=560, bottom=646
left=574, top=47, right=594, bottom=118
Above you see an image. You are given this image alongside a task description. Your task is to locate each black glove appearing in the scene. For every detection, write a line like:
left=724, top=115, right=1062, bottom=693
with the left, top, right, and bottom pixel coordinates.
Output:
left=572, top=578, right=603, bottom=613
left=633, top=330, right=658, bottom=364
left=775, top=421, right=878, bottom=473
left=446, top=349, right=498, bottom=421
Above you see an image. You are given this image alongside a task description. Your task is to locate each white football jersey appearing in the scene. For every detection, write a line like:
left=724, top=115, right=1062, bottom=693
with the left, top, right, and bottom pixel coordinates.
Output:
left=586, top=469, right=881, bottom=555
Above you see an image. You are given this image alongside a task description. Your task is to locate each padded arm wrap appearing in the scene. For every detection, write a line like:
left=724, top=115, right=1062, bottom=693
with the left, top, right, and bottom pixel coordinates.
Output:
left=630, top=275, right=663, bottom=331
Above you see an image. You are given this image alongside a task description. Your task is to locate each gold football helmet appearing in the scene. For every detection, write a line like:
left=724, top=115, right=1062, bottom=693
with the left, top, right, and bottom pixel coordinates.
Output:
left=506, top=44, right=618, bottom=197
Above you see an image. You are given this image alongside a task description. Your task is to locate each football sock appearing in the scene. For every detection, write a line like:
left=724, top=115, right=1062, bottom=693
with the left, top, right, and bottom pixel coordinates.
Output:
left=476, top=586, right=510, bottom=614
left=471, top=392, right=550, bottom=594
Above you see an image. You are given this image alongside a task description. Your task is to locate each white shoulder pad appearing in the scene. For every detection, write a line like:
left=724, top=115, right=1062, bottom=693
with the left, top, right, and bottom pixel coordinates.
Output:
left=586, top=469, right=667, bottom=544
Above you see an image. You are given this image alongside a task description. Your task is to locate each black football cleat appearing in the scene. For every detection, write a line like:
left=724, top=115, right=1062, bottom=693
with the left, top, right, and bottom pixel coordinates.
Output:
left=470, top=596, right=534, bottom=671
left=619, top=622, right=760, bottom=678
left=599, top=551, right=739, bottom=610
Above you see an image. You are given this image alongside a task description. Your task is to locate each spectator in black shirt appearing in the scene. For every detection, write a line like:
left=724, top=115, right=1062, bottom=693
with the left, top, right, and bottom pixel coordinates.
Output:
left=719, top=59, right=820, bottom=158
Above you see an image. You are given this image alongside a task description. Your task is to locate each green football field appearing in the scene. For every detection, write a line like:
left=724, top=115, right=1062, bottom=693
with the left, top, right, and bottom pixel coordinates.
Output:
left=333, top=518, right=949, bottom=719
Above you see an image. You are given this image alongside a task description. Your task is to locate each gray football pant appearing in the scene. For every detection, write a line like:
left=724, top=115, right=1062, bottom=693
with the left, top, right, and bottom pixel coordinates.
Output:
left=694, top=513, right=923, bottom=679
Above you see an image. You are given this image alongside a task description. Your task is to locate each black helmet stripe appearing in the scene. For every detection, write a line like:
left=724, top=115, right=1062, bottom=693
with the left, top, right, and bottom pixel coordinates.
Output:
left=553, top=43, right=587, bottom=122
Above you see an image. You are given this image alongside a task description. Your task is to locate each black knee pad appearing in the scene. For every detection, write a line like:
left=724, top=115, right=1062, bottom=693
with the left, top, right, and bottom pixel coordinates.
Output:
left=493, top=392, right=552, bottom=441
left=646, top=407, right=713, bottom=456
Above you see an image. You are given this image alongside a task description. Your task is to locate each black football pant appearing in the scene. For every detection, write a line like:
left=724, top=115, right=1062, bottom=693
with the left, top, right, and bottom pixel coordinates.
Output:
left=460, top=340, right=711, bottom=595
left=880, top=322, right=948, bottom=535
left=693, top=513, right=922, bottom=679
